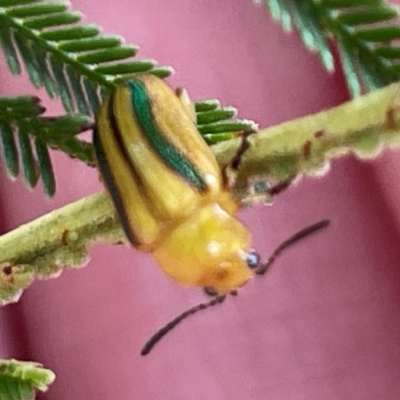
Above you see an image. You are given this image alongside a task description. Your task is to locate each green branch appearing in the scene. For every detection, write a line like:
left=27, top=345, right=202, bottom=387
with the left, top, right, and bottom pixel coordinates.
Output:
left=216, top=81, right=400, bottom=198
left=0, top=191, right=122, bottom=305
left=2, top=82, right=400, bottom=305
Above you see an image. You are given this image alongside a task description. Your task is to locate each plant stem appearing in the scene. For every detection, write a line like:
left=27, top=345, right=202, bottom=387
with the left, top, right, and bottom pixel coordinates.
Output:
left=2, top=82, right=400, bottom=304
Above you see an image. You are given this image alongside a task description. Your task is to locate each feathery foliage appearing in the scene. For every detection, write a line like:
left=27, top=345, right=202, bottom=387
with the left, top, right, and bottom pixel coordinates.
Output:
left=195, top=99, right=257, bottom=144
left=0, top=95, right=92, bottom=195
left=0, top=0, right=255, bottom=195
left=254, top=0, right=400, bottom=97
left=0, top=0, right=172, bottom=115
left=0, top=0, right=254, bottom=193
left=0, top=359, right=55, bottom=400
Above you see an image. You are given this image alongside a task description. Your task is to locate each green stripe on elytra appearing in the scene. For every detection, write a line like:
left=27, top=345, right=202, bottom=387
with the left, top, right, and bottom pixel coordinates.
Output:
left=127, top=80, right=207, bottom=192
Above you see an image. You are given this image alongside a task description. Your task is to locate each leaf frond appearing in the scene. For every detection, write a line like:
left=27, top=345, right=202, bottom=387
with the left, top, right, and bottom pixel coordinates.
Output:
left=255, top=0, right=400, bottom=97
left=0, top=95, right=93, bottom=195
left=0, top=0, right=172, bottom=116
left=0, top=359, right=55, bottom=400
left=195, top=100, right=258, bottom=144
left=0, top=0, right=256, bottom=185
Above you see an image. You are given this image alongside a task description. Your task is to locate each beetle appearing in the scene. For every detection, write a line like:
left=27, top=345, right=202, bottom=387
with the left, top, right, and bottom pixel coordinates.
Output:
left=93, top=74, right=329, bottom=355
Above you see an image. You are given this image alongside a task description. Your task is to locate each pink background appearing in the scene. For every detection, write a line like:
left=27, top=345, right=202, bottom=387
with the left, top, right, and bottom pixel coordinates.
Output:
left=1, top=1, right=400, bottom=399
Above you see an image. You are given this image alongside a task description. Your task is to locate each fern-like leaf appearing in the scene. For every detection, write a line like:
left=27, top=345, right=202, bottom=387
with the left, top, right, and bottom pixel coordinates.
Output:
left=0, top=95, right=92, bottom=195
left=0, top=0, right=168, bottom=116
left=254, top=0, right=400, bottom=97
left=195, top=99, right=258, bottom=144
left=0, top=0, right=254, bottom=144
left=0, top=359, right=55, bottom=400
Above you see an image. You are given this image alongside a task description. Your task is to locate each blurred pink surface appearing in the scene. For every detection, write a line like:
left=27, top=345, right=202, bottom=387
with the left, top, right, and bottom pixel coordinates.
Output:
left=1, top=1, right=400, bottom=399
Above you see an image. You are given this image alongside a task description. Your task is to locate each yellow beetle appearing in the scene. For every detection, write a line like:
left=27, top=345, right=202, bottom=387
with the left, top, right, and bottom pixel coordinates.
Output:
left=93, top=74, right=329, bottom=354
left=94, top=74, right=258, bottom=294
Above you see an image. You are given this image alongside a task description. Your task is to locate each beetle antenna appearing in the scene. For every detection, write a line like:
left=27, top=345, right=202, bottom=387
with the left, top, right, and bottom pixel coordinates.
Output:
left=141, top=219, right=330, bottom=356
left=255, top=219, right=330, bottom=276
left=141, top=294, right=226, bottom=356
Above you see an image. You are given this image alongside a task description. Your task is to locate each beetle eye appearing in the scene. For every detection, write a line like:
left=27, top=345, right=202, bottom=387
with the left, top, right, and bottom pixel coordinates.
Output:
left=246, top=251, right=261, bottom=269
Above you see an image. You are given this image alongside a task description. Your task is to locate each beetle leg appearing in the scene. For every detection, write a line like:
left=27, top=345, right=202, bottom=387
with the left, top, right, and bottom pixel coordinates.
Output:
left=265, top=177, right=294, bottom=197
left=240, top=176, right=295, bottom=207
left=222, top=128, right=257, bottom=189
